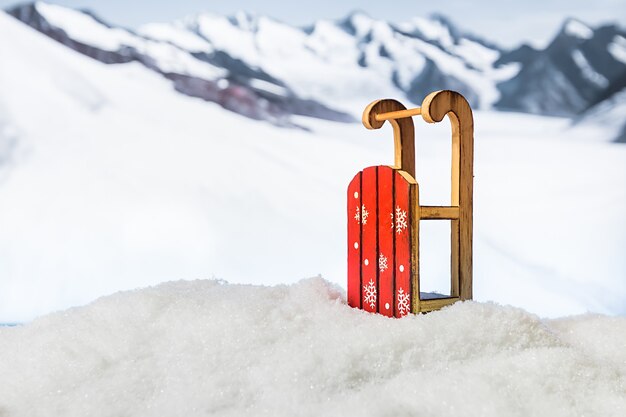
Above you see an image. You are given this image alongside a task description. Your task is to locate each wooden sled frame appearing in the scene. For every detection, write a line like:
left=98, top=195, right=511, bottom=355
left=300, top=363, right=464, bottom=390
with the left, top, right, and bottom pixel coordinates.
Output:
left=361, top=90, right=474, bottom=313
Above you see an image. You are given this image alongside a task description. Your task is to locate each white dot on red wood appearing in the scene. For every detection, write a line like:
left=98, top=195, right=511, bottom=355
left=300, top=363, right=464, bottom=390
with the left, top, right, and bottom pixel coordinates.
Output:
left=364, top=259, right=369, bottom=266
left=385, top=303, right=390, bottom=310
left=399, top=265, right=404, bottom=272
left=354, top=242, right=359, bottom=249
left=354, top=192, right=359, bottom=198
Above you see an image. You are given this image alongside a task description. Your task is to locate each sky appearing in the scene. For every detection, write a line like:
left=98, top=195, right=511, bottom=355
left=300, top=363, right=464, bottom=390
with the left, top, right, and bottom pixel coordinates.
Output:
left=1, top=0, right=625, bottom=48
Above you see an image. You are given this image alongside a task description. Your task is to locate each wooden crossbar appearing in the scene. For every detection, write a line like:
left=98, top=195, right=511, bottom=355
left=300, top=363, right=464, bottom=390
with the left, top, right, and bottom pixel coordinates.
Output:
left=420, top=206, right=460, bottom=220
left=419, top=297, right=460, bottom=312
left=374, top=107, right=421, bottom=121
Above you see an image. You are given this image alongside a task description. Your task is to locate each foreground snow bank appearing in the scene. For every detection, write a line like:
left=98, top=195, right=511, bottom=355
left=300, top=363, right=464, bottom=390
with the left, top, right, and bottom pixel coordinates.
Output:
left=1, top=278, right=624, bottom=417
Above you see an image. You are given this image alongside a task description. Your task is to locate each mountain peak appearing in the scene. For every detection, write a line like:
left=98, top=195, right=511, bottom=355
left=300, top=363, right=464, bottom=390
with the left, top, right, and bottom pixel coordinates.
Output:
left=428, top=13, right=456, bottom=30
left=561, top=18, right=594, bottom=39
left=338, top=10, right=376, bottom=36
left=345, top=10, right=372, bottom=22
left=395, top=14, right=457, bottom=47
left=228, top=10, right=262, bottom=31
left=33, top=1, right=112, bottom=27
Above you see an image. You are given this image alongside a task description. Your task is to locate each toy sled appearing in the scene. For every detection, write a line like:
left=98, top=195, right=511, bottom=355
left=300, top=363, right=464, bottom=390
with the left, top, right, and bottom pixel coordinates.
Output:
left=347, top=90, right=474, bottom=317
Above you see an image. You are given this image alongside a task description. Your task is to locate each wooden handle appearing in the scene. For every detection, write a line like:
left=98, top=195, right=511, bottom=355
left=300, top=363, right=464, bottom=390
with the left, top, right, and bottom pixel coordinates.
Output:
left=421, top=90, right=474, bottom=300
left=420, top=90, right=473, bottom=207
left=362, top=99, right=416, bottom=178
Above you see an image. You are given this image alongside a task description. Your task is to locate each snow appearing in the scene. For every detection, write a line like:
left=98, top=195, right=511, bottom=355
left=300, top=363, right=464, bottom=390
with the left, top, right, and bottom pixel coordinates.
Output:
left=248, top=78, right=289, bottom=96
left=173, top=10, right=508, bottom=112
left=138, top=22, right=214, bottom=52
left=34, top=3, right=225, bottom=81
left=1, top=8, right=625, bottom=415
left=306, top=20, right=360, bottom=65
left=396, top=16, right=508, bottom=80
left=398, top=16, right=455, bottom=47
left=250, top=17, right=403, bottom=111
left=577, top=88, right=626, bottom=141
left=564, top=19, right=594, bottom=40
left=35, top=1, right=140, bottom=51
left=571, top=49, right=609, bottom=88
left=192, top=13, right=261, bottom=66
left=136, top=40, right=226, bottom=80
left=347, top=11, right=375, bottom=38
left=608, top=35, right=626, bottom=64
left=0, top=278, right=625, bottom=416
left=453, top=38, right=500, bottom=70
left=394, top=35, right=502, bottom=108
left=1, top=10, right=626, bottom=322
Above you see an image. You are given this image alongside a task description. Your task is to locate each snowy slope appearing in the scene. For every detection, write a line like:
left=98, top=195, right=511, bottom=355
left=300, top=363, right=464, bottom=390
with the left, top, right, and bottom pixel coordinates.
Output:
left=33, top=2, right=225, bottom=80
left=6, top=2, right=352, bottom=124
left=0, top=279, right=625, bottom=416
left=577, top=88, right=626, bottom=142
left=0, top=9, right=625, bottom=322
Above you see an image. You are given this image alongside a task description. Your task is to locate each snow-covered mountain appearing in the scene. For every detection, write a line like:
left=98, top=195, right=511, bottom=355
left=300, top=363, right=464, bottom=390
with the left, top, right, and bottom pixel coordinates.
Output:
left=6, top=1, right=625, bottom=132
left=496, top=19, right=626, bottom=117
left=0, top=4, right=625, bottom=322
left=6, top=2, right=354, bottom=125
left=149, top=10, right=515, bottom=111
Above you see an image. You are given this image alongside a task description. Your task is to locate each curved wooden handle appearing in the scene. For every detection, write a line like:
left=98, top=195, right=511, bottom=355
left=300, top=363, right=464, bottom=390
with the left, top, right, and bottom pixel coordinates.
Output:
left=421, top=90, right=474, bottom=300
left=420, top=90, right=473, bottom=207
left=362, top=99, right=416, bottom=178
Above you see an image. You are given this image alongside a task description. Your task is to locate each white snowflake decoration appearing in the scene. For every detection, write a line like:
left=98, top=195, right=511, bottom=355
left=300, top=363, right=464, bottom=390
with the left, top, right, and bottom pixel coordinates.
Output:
left=397, top=288, right=411, bottom=316
left=391, top=206, right=408, bottom=234
left=378, top=253, right=388, bottom=273
left=363, top=279, right=377, bottom=309
left=355, top=204, right=369, bottom=225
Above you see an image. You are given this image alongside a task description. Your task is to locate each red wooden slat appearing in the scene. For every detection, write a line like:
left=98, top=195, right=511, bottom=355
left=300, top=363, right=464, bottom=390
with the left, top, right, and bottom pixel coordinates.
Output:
left=361, top=167, right=378, bottom=313
left=394, top=171, right=412, bottom=317
left=347, top=172, right=362, bottom=308
left=377, top=166, right=394, bottom=317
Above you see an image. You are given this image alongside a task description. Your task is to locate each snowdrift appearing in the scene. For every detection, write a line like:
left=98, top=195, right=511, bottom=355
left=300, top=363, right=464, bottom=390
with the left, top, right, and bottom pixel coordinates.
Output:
left=1, top=278, right=624, bottom=416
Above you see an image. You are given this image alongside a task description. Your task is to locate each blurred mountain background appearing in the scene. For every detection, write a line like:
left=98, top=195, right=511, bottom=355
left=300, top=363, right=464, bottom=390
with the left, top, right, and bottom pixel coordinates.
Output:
left=0, top=1, right=624, bottom=321
left=4, top=2, right=626, bottom=138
